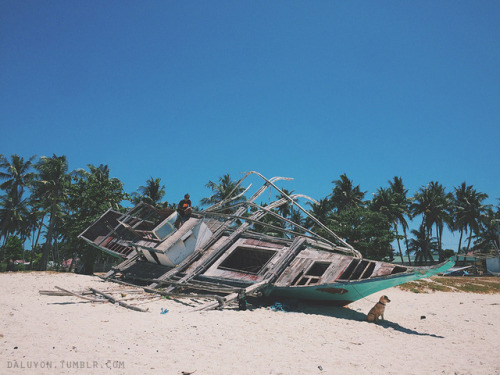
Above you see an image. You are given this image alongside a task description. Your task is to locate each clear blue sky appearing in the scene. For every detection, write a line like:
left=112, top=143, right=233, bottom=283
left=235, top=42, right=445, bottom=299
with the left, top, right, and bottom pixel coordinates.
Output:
left=1, top=1, right=499, bottom=250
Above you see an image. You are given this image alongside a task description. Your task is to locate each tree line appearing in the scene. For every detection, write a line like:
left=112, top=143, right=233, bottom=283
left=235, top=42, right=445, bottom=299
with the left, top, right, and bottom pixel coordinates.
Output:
left=0, top=154, right=498, bottom=272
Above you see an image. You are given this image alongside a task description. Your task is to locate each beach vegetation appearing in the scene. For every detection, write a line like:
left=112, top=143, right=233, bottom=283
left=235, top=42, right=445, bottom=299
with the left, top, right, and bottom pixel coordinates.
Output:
left=32, top=155, right=71, bottom=271
left=327, top=206, right=395, bottom=260
left=0, top=155, right=498, bottom=271
left=200, top=174, right=246, bottom=214
left=370, top=183, right=409, bottom=263
left=65, top=164, right=127, bottom=274
left=398, top=276, right=500, bottom=294
left=130, top=177, right=166, bottom=207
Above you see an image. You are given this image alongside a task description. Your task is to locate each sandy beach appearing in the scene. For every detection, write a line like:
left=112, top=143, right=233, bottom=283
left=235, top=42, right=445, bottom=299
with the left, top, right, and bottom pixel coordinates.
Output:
left=1, top=272, right=499, bottom=375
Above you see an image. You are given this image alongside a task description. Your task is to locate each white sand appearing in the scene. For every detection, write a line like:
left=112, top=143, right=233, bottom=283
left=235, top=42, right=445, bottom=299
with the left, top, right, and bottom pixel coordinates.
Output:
left=1, top=272, right=499, bottom=375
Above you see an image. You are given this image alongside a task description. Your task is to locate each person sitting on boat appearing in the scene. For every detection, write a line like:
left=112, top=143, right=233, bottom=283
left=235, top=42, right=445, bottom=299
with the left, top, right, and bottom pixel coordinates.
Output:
left=175, top=194, right=192, bottom=228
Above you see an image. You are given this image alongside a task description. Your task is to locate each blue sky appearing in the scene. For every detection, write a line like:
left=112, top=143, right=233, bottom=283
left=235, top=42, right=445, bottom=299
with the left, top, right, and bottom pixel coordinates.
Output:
left=1, top=1, right=499, bottom=250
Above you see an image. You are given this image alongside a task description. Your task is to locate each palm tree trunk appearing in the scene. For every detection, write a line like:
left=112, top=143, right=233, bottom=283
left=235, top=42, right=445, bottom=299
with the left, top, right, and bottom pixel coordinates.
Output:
left=29, top=248, right=34, bottom=270
left=403, top=226, right=411, bottom=265
left=1, top=231, right=11, bottom=262
left=394, top=225, right=404, bottom=263
left=466, top=234, right=473, bottom=252
left=457, top=229, right=464, bottom=264
left=34, top=223, right=43, bottom=249
left=40, top=208, right=56, bottom=271
left=437, top=224, right=444, bottom=262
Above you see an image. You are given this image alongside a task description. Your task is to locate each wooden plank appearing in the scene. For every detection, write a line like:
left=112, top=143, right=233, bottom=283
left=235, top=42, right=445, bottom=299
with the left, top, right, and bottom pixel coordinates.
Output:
left=89, top=288, right=149, bottom=312
left=40, top=289, right=94, bottom=296
left=120, top=274, right=239, bottom=295
left=102, top=253, right=141, bottom=279
left=263, top=237, right=306, bottom=281
left=54, top=286, right=106, bottom=302
left=190, top=279, right=271, bottom=312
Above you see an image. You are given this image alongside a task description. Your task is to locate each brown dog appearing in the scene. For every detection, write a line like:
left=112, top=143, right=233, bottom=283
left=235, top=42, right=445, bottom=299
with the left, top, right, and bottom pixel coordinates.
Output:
left=366, top=295, right=391, bottom=322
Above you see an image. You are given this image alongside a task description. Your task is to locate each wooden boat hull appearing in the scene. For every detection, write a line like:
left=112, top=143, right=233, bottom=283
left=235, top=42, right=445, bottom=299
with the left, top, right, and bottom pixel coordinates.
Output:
left=265, top=259, right=455, bottom=306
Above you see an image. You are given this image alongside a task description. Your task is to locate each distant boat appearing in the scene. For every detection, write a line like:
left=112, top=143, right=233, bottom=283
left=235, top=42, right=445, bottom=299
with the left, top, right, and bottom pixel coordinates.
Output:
left=79, top=172, right=454, bottom=308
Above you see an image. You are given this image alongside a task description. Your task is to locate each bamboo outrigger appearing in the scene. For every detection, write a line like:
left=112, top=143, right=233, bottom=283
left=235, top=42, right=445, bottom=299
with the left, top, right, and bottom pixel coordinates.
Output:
left=79, top=172, right=454, bottom=309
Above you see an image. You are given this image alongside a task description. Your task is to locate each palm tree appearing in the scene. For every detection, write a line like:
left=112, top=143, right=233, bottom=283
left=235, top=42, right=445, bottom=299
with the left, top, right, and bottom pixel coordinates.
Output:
left=305, top=198, right=332, bottom=230
left=0, top=193, right=29, bottom=241
left=388, top=176, right=412, bottom=263
left=371, top=187, right=406, bottom=263
left=0, top=192, right=29, bottom=261
left=275, top=188, right=294, bottom=219
left=411, top=182, right=452, bottom=261
left=330, top=174, right=365, bottom=212
left=289, top=208, right=305, bottom=234
left=473, top=206, right=499, bottom=252
left=24, top=204, right=45, bottom=269
left=408, top=225, right=438, bottom=265
left=32, top=155, right=70, bottom=270
left=0, top=154, right=36, bottom=199
left=133, top=177, right=166, bottom=206
left=428, top=182, right=453, bottom=259
left=200, top=174, right=246, bottom=212
left=453, top=182, right=489, bottom=254
left=66, top=164, right=126, bottom=274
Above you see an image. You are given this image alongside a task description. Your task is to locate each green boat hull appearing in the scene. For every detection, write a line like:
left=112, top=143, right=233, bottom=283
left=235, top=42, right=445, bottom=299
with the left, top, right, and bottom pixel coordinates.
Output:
left=265, top=258, right=455, bottom=306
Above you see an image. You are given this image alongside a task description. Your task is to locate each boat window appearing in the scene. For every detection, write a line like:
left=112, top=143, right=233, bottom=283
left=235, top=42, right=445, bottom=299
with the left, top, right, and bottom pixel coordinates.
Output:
left=391, top=266, right=407, bottom=275
left=352, top=260, right=369, bottom=280
left=292, top=262, right=331, bottom=286
left=291, top=271, right=304, bottom=286
left=219, top=247, right=277, bottom=275
left=296, top=277, right=309, bottom=286
left=305, top=262, right=331, bottom=277
left=153, top=213, right=178, bottom=240
left=361, top=262, right=375, bottom=279
left=338, top=259, right=360, bottom=280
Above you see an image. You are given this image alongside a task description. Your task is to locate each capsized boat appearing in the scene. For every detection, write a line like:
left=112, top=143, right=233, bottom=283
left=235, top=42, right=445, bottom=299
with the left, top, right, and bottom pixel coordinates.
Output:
left=79, top=172, right=454, bottom=308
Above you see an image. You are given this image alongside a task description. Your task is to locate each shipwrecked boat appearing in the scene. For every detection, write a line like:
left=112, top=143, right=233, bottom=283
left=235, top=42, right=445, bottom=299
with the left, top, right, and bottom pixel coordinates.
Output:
left=79, top=172, right=454, bottom=310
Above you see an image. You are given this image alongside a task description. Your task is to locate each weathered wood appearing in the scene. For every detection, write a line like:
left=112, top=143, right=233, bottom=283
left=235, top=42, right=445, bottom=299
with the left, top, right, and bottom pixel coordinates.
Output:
left=102, top=253, right=141, bottom=279
left=41, top=288, right=142, bottom=296
left=263, top=237, right=306, bottom=281
left=189, top=238, right=305, bottom=312
left=190, top=279, right=270, bottom=312
left=174, top=196, right=298, bottom=289
left=40, top=289, right=94, bottom=296
left=54, top=286, right=106, bottom=302
left=150, top=178, right=290, bottom=289
left=148, top=237, right=223, bottom=288
left=115, top=273, right=239, bottom=295
left=89, top=288, right=149, bottom=312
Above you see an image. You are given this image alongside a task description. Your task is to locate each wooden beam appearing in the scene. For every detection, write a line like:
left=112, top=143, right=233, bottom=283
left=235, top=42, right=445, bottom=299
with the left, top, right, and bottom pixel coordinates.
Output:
left=89, top=288, right=149, bottom=312
left=190, top=279, right=270, bottom=312
left=54, top=286, right=106, bottom=303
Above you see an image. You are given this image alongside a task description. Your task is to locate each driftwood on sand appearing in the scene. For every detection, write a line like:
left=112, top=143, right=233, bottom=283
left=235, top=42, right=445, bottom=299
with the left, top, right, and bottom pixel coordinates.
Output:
left=54, top=286, right=106, bottom=302
left=41, top=285, right=154, bottom=312
left=89, top=287, right=149, bottom=312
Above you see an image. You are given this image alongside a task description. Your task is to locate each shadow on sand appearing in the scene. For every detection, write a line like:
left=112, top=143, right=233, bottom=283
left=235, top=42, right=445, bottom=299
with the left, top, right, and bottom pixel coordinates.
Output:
left=262, top=300, right=444, bottom=338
